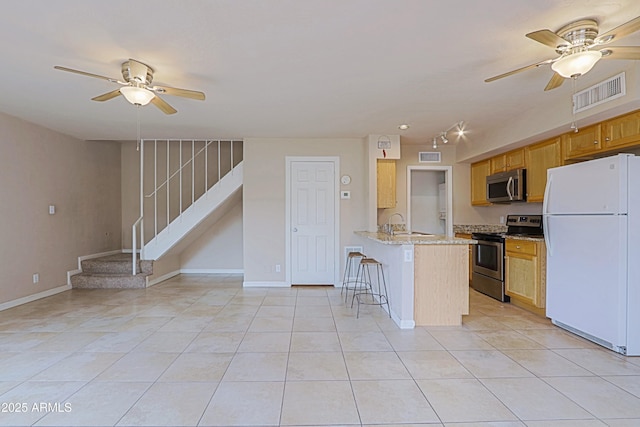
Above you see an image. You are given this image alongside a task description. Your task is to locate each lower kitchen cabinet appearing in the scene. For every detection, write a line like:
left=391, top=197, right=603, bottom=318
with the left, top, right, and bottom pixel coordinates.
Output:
left=505, top=239, right=546, bottom=316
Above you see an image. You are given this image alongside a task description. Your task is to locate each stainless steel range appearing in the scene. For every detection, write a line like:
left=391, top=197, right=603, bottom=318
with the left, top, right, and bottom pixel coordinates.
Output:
left=471, top=214, right=543, bottom=302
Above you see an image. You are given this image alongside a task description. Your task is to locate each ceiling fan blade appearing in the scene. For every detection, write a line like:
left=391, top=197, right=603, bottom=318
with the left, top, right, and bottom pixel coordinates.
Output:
left=151, top=95, right=177, bottom=115
left=54, top=66, right=120, bottom=83
left=595, top=16, right=640, bottom=44
left=485, top=59, right=554, bottom=83
left=151, top=85, right=205, bottom=100
left=543, top=72, right=565, bottom=91
left=91, top=89, right=122, bottom=102
left=600, top=46, right=640, bottom=60
left=526, top=29, right=571, bottom=49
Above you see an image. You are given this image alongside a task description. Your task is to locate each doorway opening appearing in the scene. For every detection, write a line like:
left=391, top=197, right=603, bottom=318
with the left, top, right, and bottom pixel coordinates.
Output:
left=406, top=166, right=453, bottom=236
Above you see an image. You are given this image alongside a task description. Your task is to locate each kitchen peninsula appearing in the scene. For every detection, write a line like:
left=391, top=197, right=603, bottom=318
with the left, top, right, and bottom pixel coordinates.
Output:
left=354, top=232, right=476, bottom=329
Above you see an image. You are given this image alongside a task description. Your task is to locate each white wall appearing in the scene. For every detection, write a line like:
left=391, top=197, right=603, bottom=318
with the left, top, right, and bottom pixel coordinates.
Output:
left=0, top=112, right=121, bottom=305
left=243, top=137, right=368, bottom=285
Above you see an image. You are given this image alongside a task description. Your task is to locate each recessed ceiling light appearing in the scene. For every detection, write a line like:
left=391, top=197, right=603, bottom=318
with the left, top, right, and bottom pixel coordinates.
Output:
left=398, top=124, right=410, bottom=130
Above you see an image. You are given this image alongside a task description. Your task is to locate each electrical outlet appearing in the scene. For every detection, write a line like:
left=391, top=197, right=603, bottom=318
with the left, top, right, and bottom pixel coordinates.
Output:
left=275, top=264, right=281, bottom=273
left=404, top=250, right=413, bottom=262
left=499, top=216, right=505, bottom=224
left=33, top=273, right=39, bottom=284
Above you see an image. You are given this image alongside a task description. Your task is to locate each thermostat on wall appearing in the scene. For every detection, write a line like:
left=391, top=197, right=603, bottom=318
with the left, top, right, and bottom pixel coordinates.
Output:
left=341, top=191, right=351, bottom=199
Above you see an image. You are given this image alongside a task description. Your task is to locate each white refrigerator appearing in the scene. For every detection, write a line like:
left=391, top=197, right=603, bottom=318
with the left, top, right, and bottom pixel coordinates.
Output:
left=543, top=153, right=640, bottom=356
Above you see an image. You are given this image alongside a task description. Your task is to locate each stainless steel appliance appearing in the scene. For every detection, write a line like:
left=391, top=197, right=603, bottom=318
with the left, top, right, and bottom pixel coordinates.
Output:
left=486, top=168, right=526, bottom=203
left=471, top=214, right=543, bottom=302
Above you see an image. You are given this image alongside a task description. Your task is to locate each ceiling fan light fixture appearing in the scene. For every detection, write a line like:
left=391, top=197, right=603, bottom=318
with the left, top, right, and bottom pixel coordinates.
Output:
left=120, top=86, right=155, bottom=106
left=551, top=50, right=602, bottom=78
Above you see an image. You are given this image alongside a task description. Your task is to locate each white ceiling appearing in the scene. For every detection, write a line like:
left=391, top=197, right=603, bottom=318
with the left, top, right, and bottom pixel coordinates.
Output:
left=1, top=0, right=640, bottom=145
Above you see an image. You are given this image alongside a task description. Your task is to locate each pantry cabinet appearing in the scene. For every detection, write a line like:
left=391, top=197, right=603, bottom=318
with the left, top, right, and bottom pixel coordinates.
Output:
left=377, top=159, right=396, bottom=208
left=470, top=159, right=491, bottom=206
left=563, top=124, right=602, bottom=160
left=525, top=137, right=562, bottom=203
left=505, top=239, right=546, bottom=316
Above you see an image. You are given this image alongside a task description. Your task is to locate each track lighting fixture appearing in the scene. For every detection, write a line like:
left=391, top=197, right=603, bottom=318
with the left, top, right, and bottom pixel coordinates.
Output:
left=431, top=121, right=465, bottom=149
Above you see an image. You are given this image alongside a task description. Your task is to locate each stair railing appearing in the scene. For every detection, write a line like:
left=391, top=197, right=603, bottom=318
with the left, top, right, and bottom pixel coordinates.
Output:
left=132, top=138, right=242, bottom=266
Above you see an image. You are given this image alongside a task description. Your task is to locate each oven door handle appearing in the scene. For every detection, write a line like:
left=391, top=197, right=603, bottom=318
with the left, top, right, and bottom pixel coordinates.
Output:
left=506, top=176, right=513, bottom=200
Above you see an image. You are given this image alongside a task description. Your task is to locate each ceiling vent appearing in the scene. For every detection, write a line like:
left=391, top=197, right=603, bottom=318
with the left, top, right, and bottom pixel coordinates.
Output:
left=418, top=152, right=442, bottom=163
left=573, top=72, right=625, bottom=114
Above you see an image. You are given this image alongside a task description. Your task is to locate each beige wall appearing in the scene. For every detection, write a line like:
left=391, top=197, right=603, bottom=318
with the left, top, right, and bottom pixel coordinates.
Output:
left=243, top=138, right=368, bottom=284
left=180, top=199, right=243, bottom=271
left=0, top=112, right=121, bottom=305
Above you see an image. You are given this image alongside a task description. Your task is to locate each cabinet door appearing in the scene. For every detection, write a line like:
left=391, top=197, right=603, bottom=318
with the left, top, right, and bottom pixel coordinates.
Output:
left=471, top=160, right=491, bottom=206
left=490, top=155, right=507, bottom=174
left=525, top=137, right=562, bottom=203
left=602, top=111, right=640, bottom=150
left=377, top=159, right=396, bottom=208
left=505, top=148, right=525, bottom=171
left=505, top=252, right=538, bottom=305
left=563, top=124, right=602, bottom=160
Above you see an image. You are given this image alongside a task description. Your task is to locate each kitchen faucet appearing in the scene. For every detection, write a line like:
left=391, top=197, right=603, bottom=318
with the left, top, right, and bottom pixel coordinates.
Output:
left=385, top=212, right=405, bottom=235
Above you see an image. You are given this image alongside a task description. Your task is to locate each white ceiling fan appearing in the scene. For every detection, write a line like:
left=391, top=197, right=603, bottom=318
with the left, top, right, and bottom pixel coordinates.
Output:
left=54, top=59, right=205, bottom=114
left=485, top=15, right=640, bottom=91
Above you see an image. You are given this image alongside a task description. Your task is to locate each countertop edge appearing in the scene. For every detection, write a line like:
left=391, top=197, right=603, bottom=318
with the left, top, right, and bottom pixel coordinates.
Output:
left=355, top=231, right=477, bottom=245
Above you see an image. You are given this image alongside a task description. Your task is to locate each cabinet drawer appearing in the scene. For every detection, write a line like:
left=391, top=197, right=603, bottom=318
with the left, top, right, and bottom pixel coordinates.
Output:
left=506, top=239, right=537, bottom=256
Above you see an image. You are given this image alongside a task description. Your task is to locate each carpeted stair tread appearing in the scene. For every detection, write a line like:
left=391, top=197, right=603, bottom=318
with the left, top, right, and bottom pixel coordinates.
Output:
left=72, top=253, right=153, bottom=289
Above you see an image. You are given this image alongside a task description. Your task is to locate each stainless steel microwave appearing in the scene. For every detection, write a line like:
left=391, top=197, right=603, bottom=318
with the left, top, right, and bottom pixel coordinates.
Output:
left=486, top=168, right=526, bottom=203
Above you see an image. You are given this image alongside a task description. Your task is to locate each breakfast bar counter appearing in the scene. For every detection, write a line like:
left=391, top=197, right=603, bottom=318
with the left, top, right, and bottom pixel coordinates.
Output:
left=354, top=231, right=476, bottom=328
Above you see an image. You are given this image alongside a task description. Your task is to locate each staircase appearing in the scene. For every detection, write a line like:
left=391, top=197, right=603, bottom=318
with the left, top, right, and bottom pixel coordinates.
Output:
left=71, top=253, right=153, bottom=289
left=71, top=138, right=243, bottom=289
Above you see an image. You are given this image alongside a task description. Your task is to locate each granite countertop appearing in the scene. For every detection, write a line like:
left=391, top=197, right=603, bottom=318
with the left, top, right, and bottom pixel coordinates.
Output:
left=453, top=224, right=507, bottom=234
left=356, top=231, right=476, bottom=245
left=505, top=235, right=545, bottom=242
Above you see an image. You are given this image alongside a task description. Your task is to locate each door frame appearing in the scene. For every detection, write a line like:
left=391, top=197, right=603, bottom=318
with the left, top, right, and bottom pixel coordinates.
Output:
left=406, top=165, right=453, bottom=236
left=285, top=156, right=341, bottom=286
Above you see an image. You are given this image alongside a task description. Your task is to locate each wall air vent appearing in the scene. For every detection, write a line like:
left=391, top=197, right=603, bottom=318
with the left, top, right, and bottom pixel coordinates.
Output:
left=573, top=72, right=625, bottom=114
left=418, top=152, right=442, bottom=163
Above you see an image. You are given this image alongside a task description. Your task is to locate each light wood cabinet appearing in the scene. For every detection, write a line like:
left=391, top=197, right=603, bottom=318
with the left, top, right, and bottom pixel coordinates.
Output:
left=563, top=124, right=602, bottom=160
left=525, top=137, right=562, bottom=203
left=455, top=233, right=473, bottom=283
left=505, top=239, right=546, bottom=316
left=377, top=159, right=396, bottom=208
left=602, top=111, right=640, bottom=151
left=470, top=159, right=491, bottom=206
left=490, top=148, right=525, bottom=174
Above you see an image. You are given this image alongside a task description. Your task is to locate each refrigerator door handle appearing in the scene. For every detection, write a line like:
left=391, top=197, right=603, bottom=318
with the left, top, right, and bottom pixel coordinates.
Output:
left=543, top=174, right=552, bottom=215
left=506, top=176, right=513, bottom=200
left=543, top=174, right=552, bottom=256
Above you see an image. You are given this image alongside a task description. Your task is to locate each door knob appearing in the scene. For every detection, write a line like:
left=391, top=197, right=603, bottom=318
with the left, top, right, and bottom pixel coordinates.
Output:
left=293, top=227, right=298, bottom=232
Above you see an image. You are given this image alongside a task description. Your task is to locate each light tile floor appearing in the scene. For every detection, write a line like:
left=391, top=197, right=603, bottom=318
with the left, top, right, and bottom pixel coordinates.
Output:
left=0, top=274, right=639, bottom=426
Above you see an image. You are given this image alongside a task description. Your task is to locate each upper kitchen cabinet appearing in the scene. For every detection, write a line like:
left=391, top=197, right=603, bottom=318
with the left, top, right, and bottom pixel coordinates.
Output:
left=470, top=159, right=491, bottom=206
left=377, top=159, right=396, bottom=208
left=525, top=137, right=562, bottom=203
left=602, top=111, right=640, bottom=151
left=563, top=123, right=602, bottom=161
left=490, top=148, right=525, bottom=174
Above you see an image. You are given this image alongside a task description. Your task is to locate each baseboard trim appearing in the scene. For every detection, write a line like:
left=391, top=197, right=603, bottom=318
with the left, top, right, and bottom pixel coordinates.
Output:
left=0, top=284, right=71, bottom=312
left=147, top=269, right=181, bottom=287
left=180, top=268, right=244, bottom=274
left=243, top=281, right=289, bottom=288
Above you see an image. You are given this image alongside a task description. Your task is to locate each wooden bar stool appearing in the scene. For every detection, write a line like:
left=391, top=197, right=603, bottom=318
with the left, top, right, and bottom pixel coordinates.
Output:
left=352, top=258, right=390, bottom=318
left=342, top=251, right=366, bottom=303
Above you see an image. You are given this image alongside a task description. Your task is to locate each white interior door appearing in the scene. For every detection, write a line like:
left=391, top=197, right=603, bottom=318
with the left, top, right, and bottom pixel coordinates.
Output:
left=290, top=161, right=336, bottom=285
